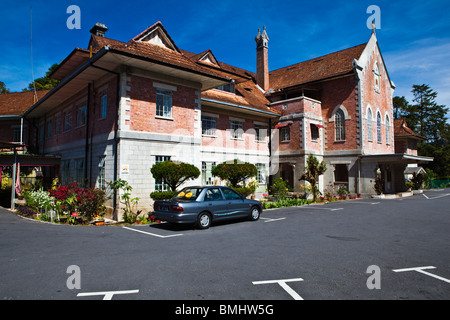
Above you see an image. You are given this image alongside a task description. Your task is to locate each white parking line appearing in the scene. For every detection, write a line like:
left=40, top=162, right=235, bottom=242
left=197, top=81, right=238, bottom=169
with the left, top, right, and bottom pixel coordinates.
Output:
left=423, top=193, right=450, bottom=200
left=298, top=206, right=344, bottom=212
left=343, top=201, right=380, bottom=205
left=253, top=278, right=304, bottom=300
left=393, top=266, right=450, bottom=284
left=122, top=226, right=183, bottom=238
left=77, top=289, right=139, bottom=300
left=260, top=217, right=286, bottom=223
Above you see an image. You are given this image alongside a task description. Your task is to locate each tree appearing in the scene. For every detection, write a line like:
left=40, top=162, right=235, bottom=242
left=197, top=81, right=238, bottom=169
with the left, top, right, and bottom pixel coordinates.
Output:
left=23, top=63, right=60, bottom=92
left=393, top=84, right=450, bottom=178
left=411, top=84, right=449, bottom=142
left=393, top=96, right=409, bottom=120
left=0, top=81, right=10, bottom=94
left=300, top=154, right=327, bottom=202
left=211, top=159, right=257, bottom=188
left=151, top=161, right=200, bottom=192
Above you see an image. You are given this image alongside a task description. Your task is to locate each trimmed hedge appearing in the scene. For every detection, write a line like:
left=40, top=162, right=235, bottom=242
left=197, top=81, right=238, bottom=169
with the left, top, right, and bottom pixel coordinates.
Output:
left=150, top=191, right=178, bottom=201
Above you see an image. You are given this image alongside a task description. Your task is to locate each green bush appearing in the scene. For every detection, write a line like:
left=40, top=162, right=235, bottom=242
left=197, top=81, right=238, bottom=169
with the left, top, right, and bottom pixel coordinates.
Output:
left=151, top=161, right=200, bottom=191
left=262, top=198, right=310, bottom=209
left=212, top=159, right=257, bottom=188
left=23, top=189, right=55, bottom=213
left=150, top=190, right=178, bottom=201
left=270, top=178, right=288, bottom=200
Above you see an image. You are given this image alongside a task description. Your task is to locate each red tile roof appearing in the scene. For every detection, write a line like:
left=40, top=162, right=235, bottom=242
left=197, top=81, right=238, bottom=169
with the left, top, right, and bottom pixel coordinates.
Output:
left=269, top=43, right=367, bottom=91
left=0, top=90, right=50, bottom=116
left=394, top=119, right=426, bottom=140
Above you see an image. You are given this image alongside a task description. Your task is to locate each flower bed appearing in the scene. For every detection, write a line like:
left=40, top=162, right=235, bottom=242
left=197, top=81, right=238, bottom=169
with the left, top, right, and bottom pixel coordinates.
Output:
left=16, top=182, right=107, bottom=225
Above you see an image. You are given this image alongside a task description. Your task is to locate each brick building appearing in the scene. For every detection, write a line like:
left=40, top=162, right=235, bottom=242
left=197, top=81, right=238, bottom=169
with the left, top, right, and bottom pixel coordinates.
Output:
left=19, top=22, right=431, bottom=219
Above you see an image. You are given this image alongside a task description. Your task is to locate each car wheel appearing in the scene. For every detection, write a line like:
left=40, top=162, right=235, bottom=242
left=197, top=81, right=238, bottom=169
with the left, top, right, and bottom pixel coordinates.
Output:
left=249, top=206, right=261, bottom=221
left=197, top=212, right=212, bottom=229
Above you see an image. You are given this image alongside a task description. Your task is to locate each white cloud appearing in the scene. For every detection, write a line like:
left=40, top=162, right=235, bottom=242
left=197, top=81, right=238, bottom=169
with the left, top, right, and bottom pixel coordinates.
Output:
left=384, top=38, right=450, bottom=120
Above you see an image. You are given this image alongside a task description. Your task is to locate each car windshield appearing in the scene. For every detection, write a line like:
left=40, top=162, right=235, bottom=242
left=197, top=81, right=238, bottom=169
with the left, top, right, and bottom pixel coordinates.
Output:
left=173, top=188, right=203, bottom=201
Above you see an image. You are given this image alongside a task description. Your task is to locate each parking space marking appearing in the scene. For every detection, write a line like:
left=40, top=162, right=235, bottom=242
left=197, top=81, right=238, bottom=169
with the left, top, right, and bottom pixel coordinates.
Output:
left=122, top=226, right=183, bottom=239
left=253, top=278, right=304, bottom=300
left=261, top=217, right=286, bottom=223
left=342, top=201, right=380, bottom=205
left=298, top=206, right=344, bottom=212
left=77, top=289, right=139, bottom=300
left=393, top=266, right=450, bottom=284
left=423, top=193, right=450, bottom=200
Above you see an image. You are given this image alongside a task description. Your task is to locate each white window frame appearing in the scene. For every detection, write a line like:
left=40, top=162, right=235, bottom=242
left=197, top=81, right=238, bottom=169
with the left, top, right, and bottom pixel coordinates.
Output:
left=100, top=93, right=108, bottom=119
left=280, top=126, right=290, bottom=142
left=98, top=156, right=106, bottom=190
left=156, top=89, right=173, bottom=119
left=377, top=112, right=382, bottom=144
left=154, top=155, right=171, bottom=191
left=367, top=108, right=373, bottom=142
left=230, top=120, right=244, bottom=140
left=202, top=116, right=217, bottom=136
left=255, top=124, right=268, bottom=143
left=386, top=114, right=391, bottom=145
left=335, top=109, right=346, bottom=141
left=256, top=163, right=267, bottom=184
left=77, top=105, right=87, bottom=127
left=202, top=162, right=216, bottom=185
left=64, top=110, right=72, bottom=132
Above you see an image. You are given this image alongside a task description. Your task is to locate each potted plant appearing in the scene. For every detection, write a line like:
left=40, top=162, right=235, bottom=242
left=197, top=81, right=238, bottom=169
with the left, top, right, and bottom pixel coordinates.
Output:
left=93, top=214, right=105, bottom=226
left=372, top=177, right=385, bottom=199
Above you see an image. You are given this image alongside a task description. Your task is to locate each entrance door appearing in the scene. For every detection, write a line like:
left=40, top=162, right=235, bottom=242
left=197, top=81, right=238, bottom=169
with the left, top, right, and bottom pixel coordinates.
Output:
left=334, top=164, right=349, bottom=188
left=384, top=165, right=393, bottom=193
left=280, top=163, right=294, bottom=189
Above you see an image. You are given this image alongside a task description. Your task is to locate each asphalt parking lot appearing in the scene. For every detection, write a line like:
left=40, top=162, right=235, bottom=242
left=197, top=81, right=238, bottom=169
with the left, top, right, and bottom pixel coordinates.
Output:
left=1, top=189, right=449, bottom=301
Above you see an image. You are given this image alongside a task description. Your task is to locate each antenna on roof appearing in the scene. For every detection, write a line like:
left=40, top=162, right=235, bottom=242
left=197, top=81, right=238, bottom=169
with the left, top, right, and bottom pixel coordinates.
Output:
left=30, top=6, right=38, bottom=104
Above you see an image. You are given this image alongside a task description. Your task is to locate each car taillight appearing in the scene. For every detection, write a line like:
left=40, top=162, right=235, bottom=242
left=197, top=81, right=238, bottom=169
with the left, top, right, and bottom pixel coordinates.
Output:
left=153, top=203, right=159, bottom=211
left=170, top=205, right=183, bottom=212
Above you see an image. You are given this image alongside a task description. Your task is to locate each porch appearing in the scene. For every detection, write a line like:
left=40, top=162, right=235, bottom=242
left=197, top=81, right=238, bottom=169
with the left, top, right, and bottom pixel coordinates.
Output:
left=358, top=153, right=434, bottom=195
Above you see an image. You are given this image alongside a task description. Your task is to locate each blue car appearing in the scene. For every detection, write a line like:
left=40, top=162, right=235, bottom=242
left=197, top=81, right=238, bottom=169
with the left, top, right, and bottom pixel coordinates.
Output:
left=153, top=186, right=263, bottom=229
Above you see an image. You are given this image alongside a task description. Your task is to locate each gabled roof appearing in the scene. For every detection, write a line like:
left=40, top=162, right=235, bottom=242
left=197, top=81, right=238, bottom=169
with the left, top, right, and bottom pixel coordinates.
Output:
left=394, top=119, right=426, bottom=141
left=181, top=49, right=255, bottom=83
left=131, top=21, right=180, bottom=52
left=197, top=49, right=220, bottom=67
left=269, top=43, right=367, bottom=91
left=0, top=90, right=50, bottom=116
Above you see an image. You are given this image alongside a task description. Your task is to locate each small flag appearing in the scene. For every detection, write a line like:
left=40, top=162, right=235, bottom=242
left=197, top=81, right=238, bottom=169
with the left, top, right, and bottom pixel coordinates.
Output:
left=15, top=163, right=22, bottom=196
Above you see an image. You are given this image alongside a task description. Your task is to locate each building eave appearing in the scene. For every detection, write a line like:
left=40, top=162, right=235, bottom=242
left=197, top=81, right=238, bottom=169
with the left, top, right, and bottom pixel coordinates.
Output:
left=201, top=98, right=279, bottom=118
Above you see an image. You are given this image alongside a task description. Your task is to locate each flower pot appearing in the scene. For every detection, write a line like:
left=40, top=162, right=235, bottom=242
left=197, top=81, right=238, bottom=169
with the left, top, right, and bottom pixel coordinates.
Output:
left=95, top=221, right=105, bottom=226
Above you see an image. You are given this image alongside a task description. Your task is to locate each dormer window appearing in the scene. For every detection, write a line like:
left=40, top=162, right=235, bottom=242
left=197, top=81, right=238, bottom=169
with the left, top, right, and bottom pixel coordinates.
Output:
left=373, top=62, right=381, bottom=93
left=216, top=82, right=235, bottom=94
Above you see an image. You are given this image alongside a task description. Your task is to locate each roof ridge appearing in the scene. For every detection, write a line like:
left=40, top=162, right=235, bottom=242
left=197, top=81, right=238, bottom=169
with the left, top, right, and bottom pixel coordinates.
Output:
left=270, top=42, right=367, bottom=74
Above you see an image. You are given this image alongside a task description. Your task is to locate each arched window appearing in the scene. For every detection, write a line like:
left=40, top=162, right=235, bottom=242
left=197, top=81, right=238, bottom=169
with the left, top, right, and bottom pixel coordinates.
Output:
left=377, top=112, right=382, bottom=143
left=335, top=109, right=345, bottom=141
left=385, top=115, right=390, bottom=145
left=367, top=108, right=373, bottom=141
left=373, top=62, right=381, bottom=93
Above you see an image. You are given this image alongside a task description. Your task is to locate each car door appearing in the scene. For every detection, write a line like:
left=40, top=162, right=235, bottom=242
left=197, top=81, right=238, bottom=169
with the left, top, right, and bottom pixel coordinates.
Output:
left=221, top=188, right=247, bottom=218
left=203, top=188, right=228, bottom=220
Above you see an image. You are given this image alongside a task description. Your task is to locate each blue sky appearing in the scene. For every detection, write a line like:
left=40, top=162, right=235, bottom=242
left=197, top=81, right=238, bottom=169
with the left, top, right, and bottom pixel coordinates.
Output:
left=1, top=0, right=449, bottom=116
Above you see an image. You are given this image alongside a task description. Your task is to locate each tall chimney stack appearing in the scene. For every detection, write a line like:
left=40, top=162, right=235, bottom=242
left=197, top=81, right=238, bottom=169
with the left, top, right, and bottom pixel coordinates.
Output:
left=90, top=22, right=108, bottom=37
left=255, top=26, right=270, bottom=91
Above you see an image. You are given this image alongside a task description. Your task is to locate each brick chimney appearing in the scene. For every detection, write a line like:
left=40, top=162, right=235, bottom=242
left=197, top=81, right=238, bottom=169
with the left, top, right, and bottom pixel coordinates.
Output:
left=255, top=26, right=270, bottom=91
left=90, top=22, right=108, bottom=37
